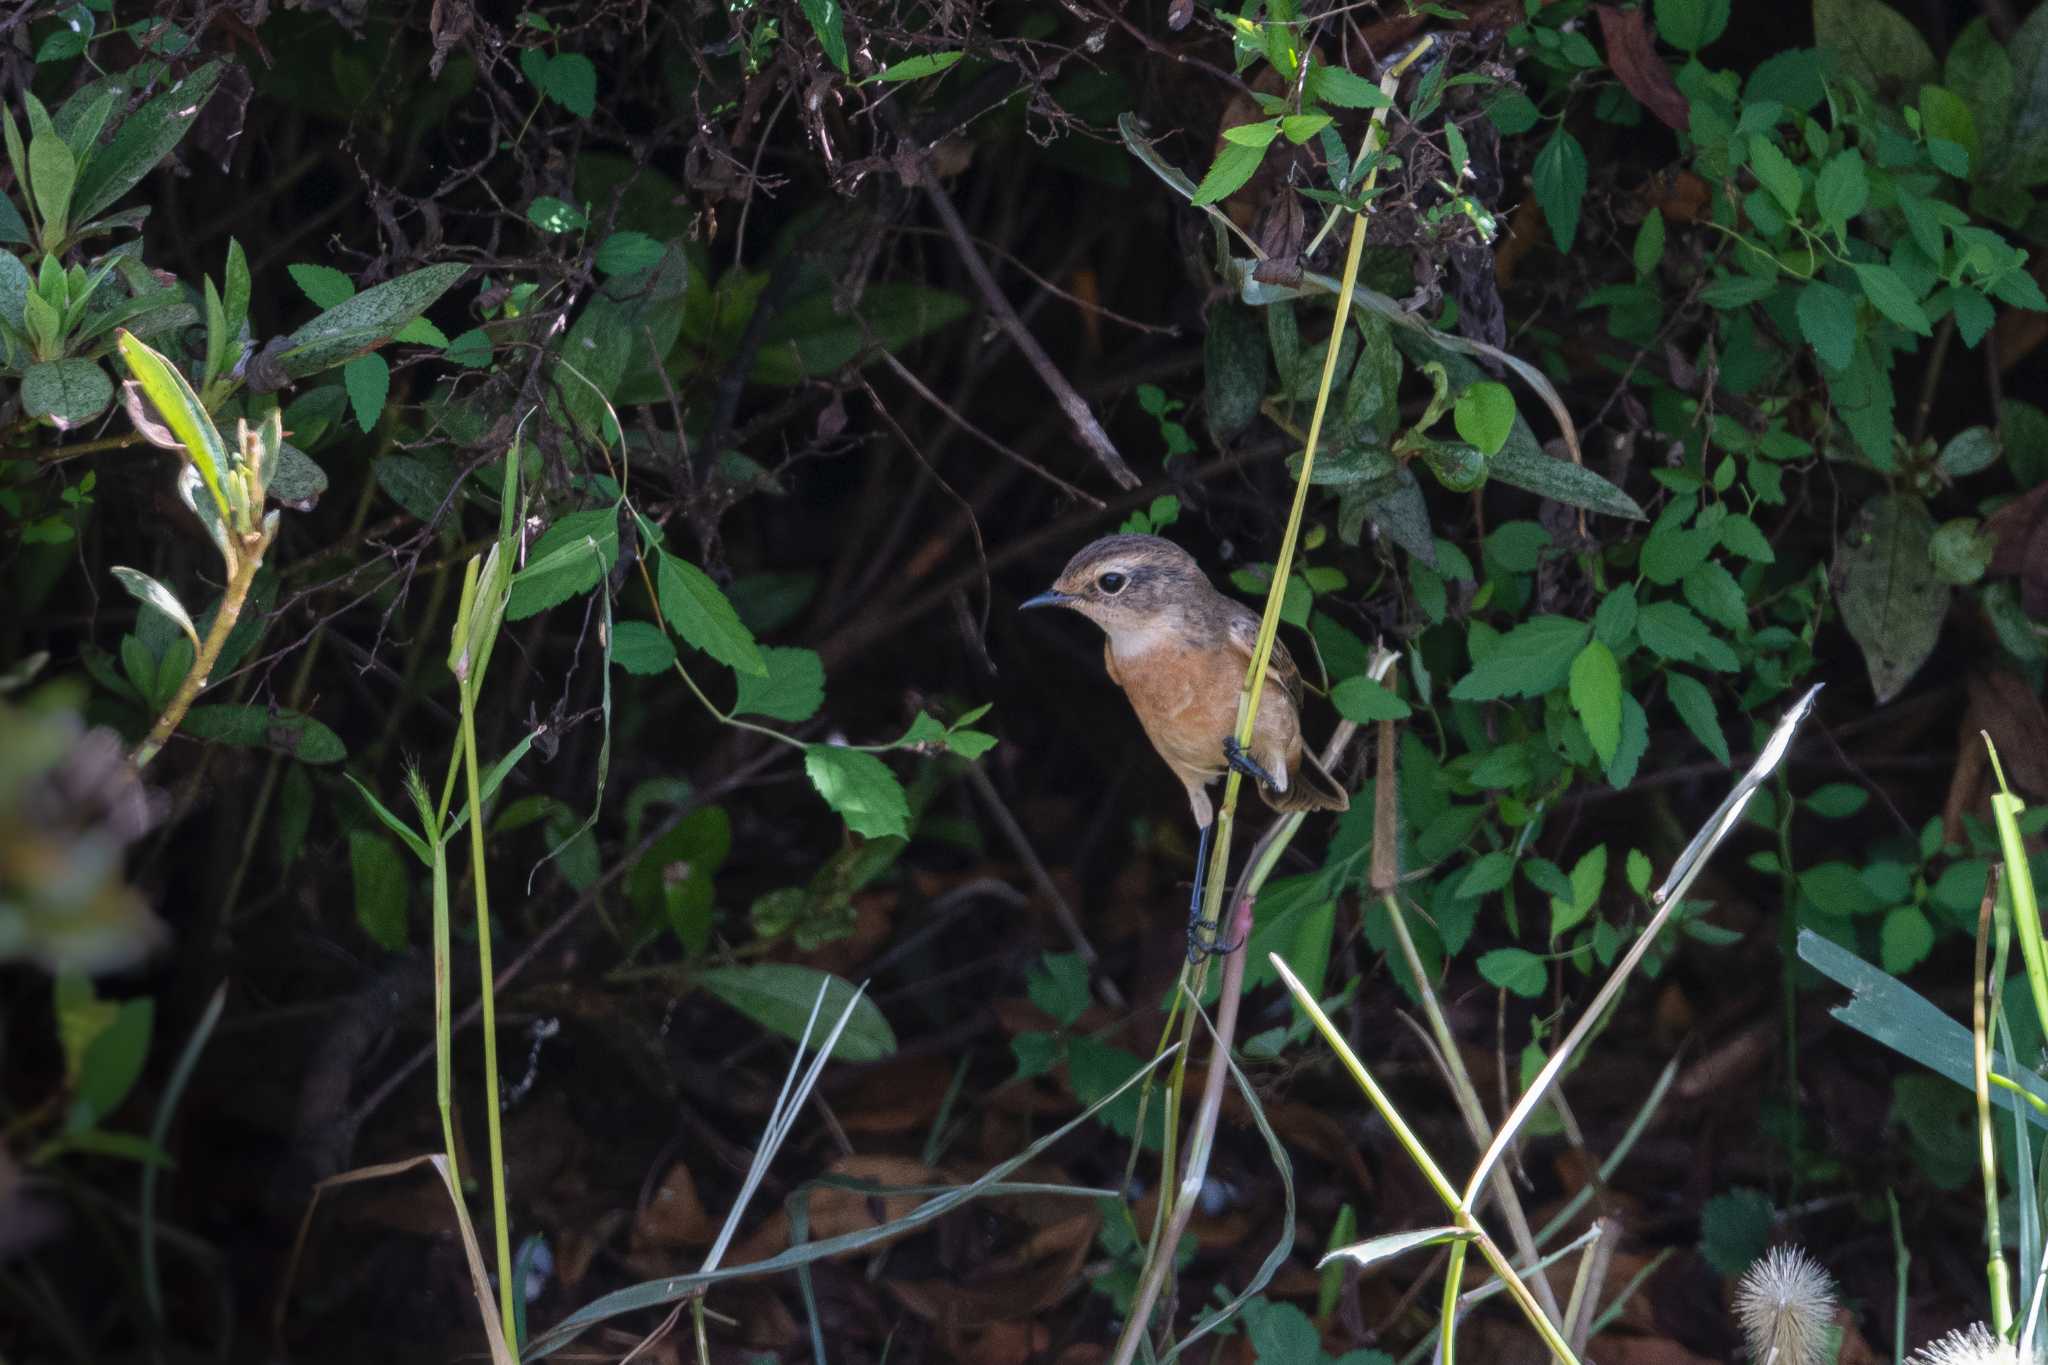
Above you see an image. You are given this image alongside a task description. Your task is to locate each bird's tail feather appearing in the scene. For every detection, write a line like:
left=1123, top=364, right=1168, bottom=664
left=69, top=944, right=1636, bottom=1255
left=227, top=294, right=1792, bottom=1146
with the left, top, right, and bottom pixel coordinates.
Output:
left=1262, top=748, right=1349, bottom=814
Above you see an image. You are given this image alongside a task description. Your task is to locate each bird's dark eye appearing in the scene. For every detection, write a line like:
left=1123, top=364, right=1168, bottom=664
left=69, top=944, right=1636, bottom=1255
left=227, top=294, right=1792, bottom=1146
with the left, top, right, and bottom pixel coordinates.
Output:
left=1097, top=571, right=1128, bottom=595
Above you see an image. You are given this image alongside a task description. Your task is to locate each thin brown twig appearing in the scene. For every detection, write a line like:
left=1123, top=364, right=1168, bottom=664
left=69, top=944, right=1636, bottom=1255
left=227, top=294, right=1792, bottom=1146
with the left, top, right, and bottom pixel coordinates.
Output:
left=876, top=348, right=1104, bottom=507
left=917, top=173, right=1139, bottom=489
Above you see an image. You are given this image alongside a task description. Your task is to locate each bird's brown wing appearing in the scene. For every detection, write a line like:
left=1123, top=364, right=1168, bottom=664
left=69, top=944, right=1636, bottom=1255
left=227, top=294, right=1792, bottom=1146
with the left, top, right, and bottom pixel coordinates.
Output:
left=1224, top=608, right=1304, bottom=713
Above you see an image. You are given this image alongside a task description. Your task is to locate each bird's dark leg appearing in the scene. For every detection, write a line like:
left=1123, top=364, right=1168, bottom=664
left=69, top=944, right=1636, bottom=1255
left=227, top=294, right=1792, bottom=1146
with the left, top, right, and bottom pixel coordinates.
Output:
left=1183, top=821, right=1247, bottom=960
left=1222, top=735, right=1283, bottom=793
left=1185, top=819, right=1219, bottom=962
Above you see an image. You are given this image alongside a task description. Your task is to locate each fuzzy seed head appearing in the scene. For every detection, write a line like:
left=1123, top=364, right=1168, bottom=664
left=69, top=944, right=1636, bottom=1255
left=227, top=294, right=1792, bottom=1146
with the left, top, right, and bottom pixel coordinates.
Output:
left=1908, top=1324, right=2040, bottom=1365
left=1734, top=1245, right=1836, bottom=1365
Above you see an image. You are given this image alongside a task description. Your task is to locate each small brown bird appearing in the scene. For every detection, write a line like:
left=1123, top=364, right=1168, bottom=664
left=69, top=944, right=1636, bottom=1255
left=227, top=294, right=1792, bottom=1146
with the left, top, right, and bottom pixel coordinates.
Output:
left=1023, top=534, right=1349, bottom=954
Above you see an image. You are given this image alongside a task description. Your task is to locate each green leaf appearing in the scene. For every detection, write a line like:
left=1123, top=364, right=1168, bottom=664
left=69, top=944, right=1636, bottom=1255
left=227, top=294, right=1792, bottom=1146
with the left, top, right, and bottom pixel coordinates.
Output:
left=1450, top=616, right=1590, bottom=700
left=1452, top=381, right=1514, bottom=456
left=595, top=230, right=664, bottom=276
left=1747, top=135, right=1802, bottom=215
left=1027, top=952, right=1093, bottom=1026
left=1796, top=280, right=1858, bottom=370
left=695, top=964, right=896, bottom=1062
left=1699, top=274, right=1777, bottom=309
left=505, top=507, right=619, bottom=619
left=1881, top=905, right=1935, bottom=973
left=749, top=283, right=967, bottom=385
left=1477, top=947, right=1545, bottom=998
left=29, top=130, right=76, bottom=244
left=1853, top=263, right=1932, bottom=335
left=1637, top=601, right=1735, bottom=670
left=733, top=646, right=826, bottom=723
left=539, top=51, right=597, bottom=116
left=1654, top=0, right=1730, bottom=50
left=868, top=51, right=965, bottom=83
left=1717, top=513, right=1776, bottom=563
left=1835, top=494, right=1947, bottom=703
left=1804, top=782, right=1869, bottom=818
left=1698, top=1188, right=1774, bottom=1277
left=1938, top=425, right=2000, bottom=477
left=1532, top=128, right=1588, bottom=252
left=288, top=262, right=355, bottom=309
left=343, top=352, right=388, bottom=433
left=275, top=262, right=466, bottom=380
left=1665, top=671, right=1730, bottom=763
left=1488, top=420, right=1644, bottom=519
left=71, top=62, right=223, bottom=224
left=1221, top=119, right=1282, bottom=148
left=114, top=331, right=231, bottom=524
left=1682, top=561, right=1748, bottom=630
left=797, top=0, right=849, bottom=73
left=658, top=551, right=767, bottom=676
left=803, top=744, right=909, bottom=839
left=445, top=327, right=493, bottom=368
left=1814, top=150, right=1869, bottom=231
left=109, top=566, right=197, bottom=647
left=1307, top=61, right=1391, bottom=109
left=528, top=195, right=588, bottom=233
left=1801, top=861, right=1887, bottom=915
left=1813, top=0, right=1937, bottom=99
left=69, top=997, right=153, bottom=1131
left=1632, top=210, right=1666, bottom=277
left=181, top=704, right=346, bottom=763
left=1331, top=675, right=1411, bottom=722
left=610, top=619, right=676, bottom=675
left=1568, top=640, right=1622, bottom=766
left=1191, top=140, right=1267, bottom=206
left=349, top=829, right=409, bottom=951
left=1204, top=300, right=1266, bottom=443
left=22, top=358, right=112, bottom=428
left=1280, top=113, right=1332, bottom=144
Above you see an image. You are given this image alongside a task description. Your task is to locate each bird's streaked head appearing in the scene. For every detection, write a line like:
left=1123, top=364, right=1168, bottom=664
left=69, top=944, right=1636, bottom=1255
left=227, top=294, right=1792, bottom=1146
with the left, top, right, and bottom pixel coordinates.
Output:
left=1020, top=534, right=1210, bottom=637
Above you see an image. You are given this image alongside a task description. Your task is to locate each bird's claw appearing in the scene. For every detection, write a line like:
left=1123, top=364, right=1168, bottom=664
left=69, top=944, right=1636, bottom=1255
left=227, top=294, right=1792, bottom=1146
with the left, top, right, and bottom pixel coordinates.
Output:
left=1222, top=735, right=1282, bottom=793
left=1185, top=913, right=1244, bottom=962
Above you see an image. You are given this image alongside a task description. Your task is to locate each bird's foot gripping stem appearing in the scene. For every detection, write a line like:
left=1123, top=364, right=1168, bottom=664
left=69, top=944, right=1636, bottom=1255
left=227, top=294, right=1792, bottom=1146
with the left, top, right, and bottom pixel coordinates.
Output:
left=1183, top=821, right=1244, bottom=962
left=1222, top=735, right=1282, bottom=793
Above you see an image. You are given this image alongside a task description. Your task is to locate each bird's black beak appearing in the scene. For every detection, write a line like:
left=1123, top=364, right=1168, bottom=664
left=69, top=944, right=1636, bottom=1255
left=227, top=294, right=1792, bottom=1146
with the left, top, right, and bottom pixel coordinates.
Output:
left=1020, top=589, right=1073, bottom=611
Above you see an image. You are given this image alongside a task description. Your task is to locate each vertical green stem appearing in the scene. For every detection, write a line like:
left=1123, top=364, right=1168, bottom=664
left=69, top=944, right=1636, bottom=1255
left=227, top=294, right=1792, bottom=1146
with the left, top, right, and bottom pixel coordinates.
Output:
left=461, top=678, right=516, bottom=1347
left=131, top=532, right=268, bottom=768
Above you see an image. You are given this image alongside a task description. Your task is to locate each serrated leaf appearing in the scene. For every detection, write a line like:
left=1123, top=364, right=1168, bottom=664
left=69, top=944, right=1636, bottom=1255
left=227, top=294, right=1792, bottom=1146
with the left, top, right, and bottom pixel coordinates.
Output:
left=1665, top=671, right=1730, bottom=763
left=1881, top=905, right=1935, bottom=973
left=609, top=619, right=676, bottom=675
left=1568, top=640, right=1622, bottom=766
left=539, top=51, right=597, bottom=116
left=1815, top=150, right=1870, bottom=230
left=1477, top=947, right=1546, bottom=998
left=505, top=509, right=619, bottom=620
left=1853, top=262, right=1931, bottom=335
left=1748, top=135, right=1802, bottom=215
left=1654, top=0, right=1730, bottom=50
left=1308, top=61, right=1391, bottom=109
left=804, top=745, right=909, bottom=839
left=1331, top=675, right=1411, bottom=722
left=1797, top=280, right=1858, bottom=370
left=1450, top=616, right=1589, bottom=700
left=1814, top=0, right=1935, bottom=96
left=1191, top=140, right=1267, bottom=206
left=528, top=196, right=588, bottom=233
left=659, top=552, right=767, bottom=676
left=733, top=646, right=825, bottom=723
left=288, top=262, right=355, bottom=309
